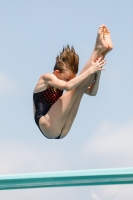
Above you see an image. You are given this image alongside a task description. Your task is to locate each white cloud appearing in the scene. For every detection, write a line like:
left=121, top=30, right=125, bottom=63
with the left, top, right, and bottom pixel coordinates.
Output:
left=0, top=138, right=70, bottom=175
left=82, top=119, right=133, bottom=167
left=0, top=73, right=18, bottom=95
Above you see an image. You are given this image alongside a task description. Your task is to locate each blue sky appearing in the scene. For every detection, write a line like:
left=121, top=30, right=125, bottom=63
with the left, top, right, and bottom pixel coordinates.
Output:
left=0, top=0, right=133, bottom=199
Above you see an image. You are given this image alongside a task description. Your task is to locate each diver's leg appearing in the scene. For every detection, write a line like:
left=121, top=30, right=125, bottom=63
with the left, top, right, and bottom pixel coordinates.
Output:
left=39, top=75, right=93, bottom=138
left=59, top=93, right=83, bottom=138
left=80, top=25, right=108, bottom=75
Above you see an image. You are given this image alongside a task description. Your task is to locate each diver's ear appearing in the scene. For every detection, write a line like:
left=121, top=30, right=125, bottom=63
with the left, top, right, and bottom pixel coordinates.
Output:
left=53, top=70, right=60, bottom=76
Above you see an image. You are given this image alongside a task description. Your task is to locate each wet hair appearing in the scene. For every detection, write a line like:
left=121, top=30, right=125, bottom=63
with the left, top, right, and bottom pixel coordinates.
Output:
left=54, top=45, right=79, bottom=74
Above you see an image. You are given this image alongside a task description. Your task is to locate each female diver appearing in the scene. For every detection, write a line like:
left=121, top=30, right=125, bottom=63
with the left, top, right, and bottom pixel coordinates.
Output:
left=33, top=25, right=113, bottom=139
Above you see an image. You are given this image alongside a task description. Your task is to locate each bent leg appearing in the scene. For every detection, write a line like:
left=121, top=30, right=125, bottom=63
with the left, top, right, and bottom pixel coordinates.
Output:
left=80, top=25, right=108, bottom=75
left=79, top=25, right=108, bottom=92
left=39, top=75, right=93, bottom=138
left=83, top=25, right=113, bottom=95
left=59, top=94, right=83, bottom=138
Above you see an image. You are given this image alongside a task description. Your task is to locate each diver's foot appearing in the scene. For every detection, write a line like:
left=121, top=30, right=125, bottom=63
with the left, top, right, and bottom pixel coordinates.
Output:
left=94, top=25, right=108, bottom=54
left=102, top=26, right=113, bottom=57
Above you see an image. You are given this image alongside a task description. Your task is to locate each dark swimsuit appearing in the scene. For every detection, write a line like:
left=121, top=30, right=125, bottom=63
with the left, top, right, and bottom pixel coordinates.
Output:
left=33, top=86, right=63, bottom=139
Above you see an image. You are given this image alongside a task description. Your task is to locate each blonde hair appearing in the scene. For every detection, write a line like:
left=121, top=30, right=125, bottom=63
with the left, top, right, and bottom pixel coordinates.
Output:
left=54, top=45, right=79, bottom=74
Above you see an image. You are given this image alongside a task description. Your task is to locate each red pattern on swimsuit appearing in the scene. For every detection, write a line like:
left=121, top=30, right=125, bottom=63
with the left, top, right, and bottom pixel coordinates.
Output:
left=38, top=86, right=63, bottom=105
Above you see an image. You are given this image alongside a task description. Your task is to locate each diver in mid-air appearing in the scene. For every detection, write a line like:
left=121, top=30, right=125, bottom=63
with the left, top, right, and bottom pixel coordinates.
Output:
left=33, top=25, right=113, bottom=139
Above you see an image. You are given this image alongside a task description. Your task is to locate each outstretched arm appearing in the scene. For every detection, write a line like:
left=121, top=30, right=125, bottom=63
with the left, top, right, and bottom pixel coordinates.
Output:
left=34, top=58, right=106, bottom=93
left=85, top=71, right=101, bottom=96
left=44, top=61, right=104, bottom=91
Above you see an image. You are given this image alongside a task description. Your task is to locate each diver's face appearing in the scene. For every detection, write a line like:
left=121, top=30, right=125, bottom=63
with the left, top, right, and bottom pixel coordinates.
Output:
left=54, top=70, right=76, bottom=82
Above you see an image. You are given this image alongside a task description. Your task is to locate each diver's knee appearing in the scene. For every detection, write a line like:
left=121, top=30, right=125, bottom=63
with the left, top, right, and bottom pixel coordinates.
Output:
left=60, top=128, right=69, bottom=138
